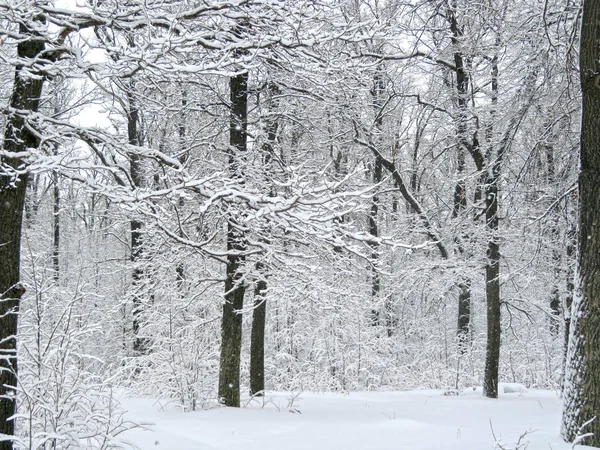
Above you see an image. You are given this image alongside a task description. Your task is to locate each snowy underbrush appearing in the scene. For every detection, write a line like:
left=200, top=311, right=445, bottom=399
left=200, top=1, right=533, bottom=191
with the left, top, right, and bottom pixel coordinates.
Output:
left=14, top=247, right=141, bottom=449
left=16, top=300, right=140, bottom=450
left=117, top=389, right=590, bottom=450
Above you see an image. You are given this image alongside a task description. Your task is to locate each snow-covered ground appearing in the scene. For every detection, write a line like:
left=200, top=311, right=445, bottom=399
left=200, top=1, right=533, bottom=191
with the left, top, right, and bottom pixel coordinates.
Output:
left=119, top=387, right=595, bottom=450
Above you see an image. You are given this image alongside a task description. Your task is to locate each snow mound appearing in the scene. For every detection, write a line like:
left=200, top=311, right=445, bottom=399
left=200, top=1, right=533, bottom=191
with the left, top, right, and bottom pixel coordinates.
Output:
left=500, top=383, right=528, bottom=394
left=459, top=383, right=528, bottom=396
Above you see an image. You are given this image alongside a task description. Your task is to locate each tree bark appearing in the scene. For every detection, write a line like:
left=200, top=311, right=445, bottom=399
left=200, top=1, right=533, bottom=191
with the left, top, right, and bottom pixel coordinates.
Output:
left=561, top=225, right=576, bottom=393
left=127, top=86, right=148, bottom=356
left=483, top=180, right=501, bottom=399
left=448, top=1, right=474, bottom=352
left=0, top=23, right=45, bottom=450
left=52, top=170, right=60, bottom=281
left=545, top=136, right=562, bottom=335
left=369, top=70, right=384, bottom=329
left=561, top=0, right=600, bottom=444
left=218, top=70, right=248, bottom=407
left=482, top=48, right=501, bottom=400
left=250, top=269, right=267, bottom=396
left=457, top=279, right=471, bottom=350
left=249, top=82, right=279, bottom=397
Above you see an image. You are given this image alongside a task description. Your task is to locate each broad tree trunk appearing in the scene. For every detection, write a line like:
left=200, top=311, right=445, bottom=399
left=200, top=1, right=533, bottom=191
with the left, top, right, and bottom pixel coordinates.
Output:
left=0, top=23, right=45, bottom=450
left=561, top=0, right=600, bottom=444
left=218, top=69, right=248, bottom=407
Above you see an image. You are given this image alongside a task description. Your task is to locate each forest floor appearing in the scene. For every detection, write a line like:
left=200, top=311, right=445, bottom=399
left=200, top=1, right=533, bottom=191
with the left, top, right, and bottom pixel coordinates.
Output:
left=119, top=388, right=595, bottom=449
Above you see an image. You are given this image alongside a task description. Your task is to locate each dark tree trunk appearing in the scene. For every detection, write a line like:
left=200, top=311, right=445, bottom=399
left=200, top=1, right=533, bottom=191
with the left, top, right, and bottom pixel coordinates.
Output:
left=249, top=82, right=279, bottom=397
left=368, top=157, right=382, bottom=326
left=127, top=87, right=148, bottom=355
left=482, top=48, right=501, bottom=400
left=448, top=2, right=474, bottom=352
left=218, top=70, right=248, bottom=407
left=453, top=148, right=472, bottom=350
left=369, top=164, right=382, bottom=327
left=561, top=225, right=576, bottom=391
left=457, top=279, right=471, bottom=350
left=483, top=181, right=501, bottom=399
left=52, top=170, right=60, bottom=281
left=178, top=87, right=188, bottom=166
left=369, top=69, right=387, bottom=331
left=0, top=23, right=45, bottom=450
left=175, top=87, right=187, bottom=294
left=561, top=0, right=600, bottom=444
left=250, top=269, right=267, bottom=396
left=131, top=218, right=146, bottom=354
left=549, top=284, right=561, bottom=335
left=545, top=137, right=562, bottom=334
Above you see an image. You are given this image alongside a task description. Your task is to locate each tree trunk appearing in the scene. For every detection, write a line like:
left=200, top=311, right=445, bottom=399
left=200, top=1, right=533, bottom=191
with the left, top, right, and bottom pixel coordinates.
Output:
left=249, top=82, right=279, bottom=396
left=218, top=69, right=248, bottom=407
left=448, top=2, right=474, bottom=353
left=454, top=149, right=472, bottom=351
left=457, top=279, right=471, bottom=350
left=52, top=170, right=60, bottom=281
left=175, top=87, right=187, bottom=296
left=369, top=70, right=384, bottom=328
left=250, top=269, right=267, bottom=396
left=127, top=87, right=148, bottom=356
left=0, top=23, right=45, bottom=450
left=483, top=181, right=501, bottom=399
left=561, top=0, right=600, bottom=444
left=561, top=225, right=576, bottom=393
left=545, top=136, right=562, bottom=334
left=482, top=48, right=501, bottom=400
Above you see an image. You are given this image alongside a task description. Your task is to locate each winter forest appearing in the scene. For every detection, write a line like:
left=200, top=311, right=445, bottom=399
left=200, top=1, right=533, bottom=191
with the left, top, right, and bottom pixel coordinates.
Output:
left=2, top=0, right=600, bottom=448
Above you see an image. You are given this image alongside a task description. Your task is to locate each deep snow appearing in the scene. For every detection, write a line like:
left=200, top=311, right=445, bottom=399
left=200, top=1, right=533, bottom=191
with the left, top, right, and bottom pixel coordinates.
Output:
left=119, top=387, right=596, bottom=450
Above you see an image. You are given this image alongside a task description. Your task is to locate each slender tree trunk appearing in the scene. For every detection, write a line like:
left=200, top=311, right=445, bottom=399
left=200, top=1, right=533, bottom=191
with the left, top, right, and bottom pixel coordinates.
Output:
left=483, top=179, right=501, bottom=399
left=448, top=2, right=474, bottom=353
left=127, top=87, right=148, bottom=355
left=482, top=49, right=501, bottom=400
left=52, top=170, right=60, bottom=281
left=218, top=69, right=248, bottom=407
left=250, top=268, right=267, bottom=396
left=454, top=148, right=472, bottom=351
left=545, top=137, right=562, bottom=334
left=249, top=82, right=280, bottom=396
left=562, top=0, right=600, bottom=444
left=369, top=70, right=384, bottom=328
left=549, top=271, right=561, bottom=334
left=369, top=158, right=382, bottom=326
left=457, top=279, right=471, bottom=350
left=0, top=23, right=45, bottom=450
left=561, top=225, right=576, bottom=393
left=175, top=87, right=188, bottom=294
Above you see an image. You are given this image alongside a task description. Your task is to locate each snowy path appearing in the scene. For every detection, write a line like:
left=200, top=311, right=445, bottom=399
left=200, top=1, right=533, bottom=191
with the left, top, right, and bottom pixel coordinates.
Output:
left=120, top=389, right=594, bottom=450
